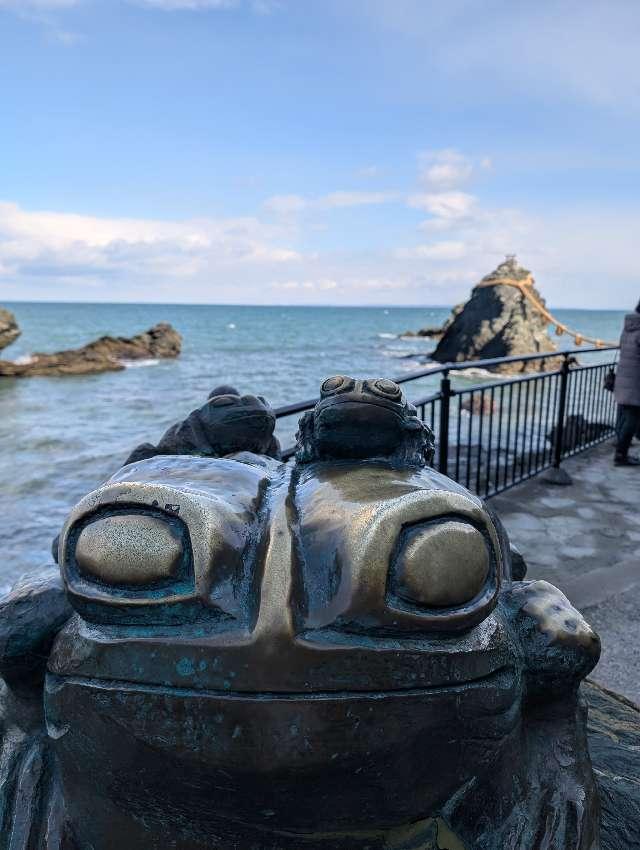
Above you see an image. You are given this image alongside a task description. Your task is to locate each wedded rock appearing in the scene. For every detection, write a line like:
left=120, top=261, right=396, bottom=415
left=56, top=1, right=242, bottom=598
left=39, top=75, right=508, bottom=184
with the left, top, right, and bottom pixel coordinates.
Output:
left=0, top=322, right=181, bottom=378
left=0, top=308, right=20, bottom=352
left=432, top=256, right=561, bottom=373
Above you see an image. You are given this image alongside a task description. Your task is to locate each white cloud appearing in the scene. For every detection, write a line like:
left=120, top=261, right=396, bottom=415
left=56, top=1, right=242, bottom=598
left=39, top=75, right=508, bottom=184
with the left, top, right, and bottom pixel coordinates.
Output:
left=319, top=191, right=396, bottom=209
left=132, top=0, right=282, bottom=10
left=418, top=149, right=473, bottom=189
left=264, top=190, right=397, bottom=216
left=263, top=194, right=308, bottom=215
left=0, top=0, right=79, bottom=7
left=398, top=241, right=468, bottom=261
left=3, top=151, right=640, bottom=309
left=135, top=0, right=237, bottom=9
left=0, top=201, right=301, bottom=293
left=408, top=191, right=476, bottom=221
left=417, top=149, right=492, bottom=191
left=251, top=0, right=281, bottom=13
left=351, top=0, right=640, bottom=112
left=271, top=278, right=338, bottom=291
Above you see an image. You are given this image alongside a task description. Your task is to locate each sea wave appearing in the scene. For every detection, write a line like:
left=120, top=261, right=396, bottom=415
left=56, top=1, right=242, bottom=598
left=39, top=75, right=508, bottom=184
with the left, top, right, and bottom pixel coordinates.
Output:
left=377, top=332, right=397, bottom=339
left=455, top=367, right=509, bottom=379
left=121, top=358, right=160, bottom=369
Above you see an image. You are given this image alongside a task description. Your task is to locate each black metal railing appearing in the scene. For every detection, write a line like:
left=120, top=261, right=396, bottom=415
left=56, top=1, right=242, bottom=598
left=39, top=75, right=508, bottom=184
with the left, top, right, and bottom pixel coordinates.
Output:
left=274, top=346, right=619, bottom=499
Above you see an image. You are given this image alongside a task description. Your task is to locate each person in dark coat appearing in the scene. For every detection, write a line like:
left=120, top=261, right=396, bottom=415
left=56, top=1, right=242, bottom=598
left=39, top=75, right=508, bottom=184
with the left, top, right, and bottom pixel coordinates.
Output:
left=614, top=301, right=640, bottom=465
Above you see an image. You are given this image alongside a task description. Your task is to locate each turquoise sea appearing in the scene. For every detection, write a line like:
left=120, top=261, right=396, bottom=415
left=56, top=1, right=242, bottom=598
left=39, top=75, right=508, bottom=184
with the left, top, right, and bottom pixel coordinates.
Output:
left=0, top=301, right=626, bottom=586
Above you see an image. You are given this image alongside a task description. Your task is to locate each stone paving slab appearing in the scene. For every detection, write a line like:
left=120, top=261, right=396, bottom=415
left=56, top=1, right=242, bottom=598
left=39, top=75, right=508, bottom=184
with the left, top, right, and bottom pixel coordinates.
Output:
left=491, top=441, right=640, bottom=703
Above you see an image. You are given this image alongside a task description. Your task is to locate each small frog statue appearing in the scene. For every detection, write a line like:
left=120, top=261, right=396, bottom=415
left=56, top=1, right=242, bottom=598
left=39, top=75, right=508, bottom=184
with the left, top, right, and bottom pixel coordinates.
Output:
left=125, top=384, right=281, bottom=465
left=0, top=377, right=601, bottom=850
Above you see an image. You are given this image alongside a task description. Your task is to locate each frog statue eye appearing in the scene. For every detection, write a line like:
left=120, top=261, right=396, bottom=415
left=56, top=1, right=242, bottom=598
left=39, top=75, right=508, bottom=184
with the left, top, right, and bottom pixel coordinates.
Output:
left=320, top=375, right=355, bottom=396
left=209, top=394, right=239, bottom=408
left=75, top=514, right=185, bottom=588
left=65, top=508, right=195, bottom=607
left=391, top=520, right=491, bottom=608
left=370, top=378, right=402, bottom=401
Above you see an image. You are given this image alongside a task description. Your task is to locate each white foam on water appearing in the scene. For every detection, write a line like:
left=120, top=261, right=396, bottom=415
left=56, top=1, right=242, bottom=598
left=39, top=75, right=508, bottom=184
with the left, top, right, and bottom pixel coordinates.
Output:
left=377, top=332, right=397, bottom=339
left=227, top=323, right=236, bottom=329
left=456, top=367, right=508, bottom=379
left=121, top=359, right=160, bottom=369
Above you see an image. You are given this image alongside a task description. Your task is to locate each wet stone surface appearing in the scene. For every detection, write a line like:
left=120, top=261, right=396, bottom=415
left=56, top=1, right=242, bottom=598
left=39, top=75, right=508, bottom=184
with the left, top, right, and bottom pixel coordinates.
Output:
left=492, top=441, right=640, bottom=704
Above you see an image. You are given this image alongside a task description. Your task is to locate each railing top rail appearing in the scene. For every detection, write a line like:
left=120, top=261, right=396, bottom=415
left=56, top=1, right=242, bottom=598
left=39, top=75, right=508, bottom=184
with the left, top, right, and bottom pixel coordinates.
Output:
left=273, top=345, right=619, bottom=419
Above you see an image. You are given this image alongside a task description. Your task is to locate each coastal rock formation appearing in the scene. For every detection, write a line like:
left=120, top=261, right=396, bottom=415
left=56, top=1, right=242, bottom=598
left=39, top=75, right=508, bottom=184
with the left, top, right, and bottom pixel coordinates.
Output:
left=584, top=680, right=640, bottom=850
left=432, top=256, right=560, bottom=373
left=0, top=322, right=181, bottom=378
left=547, top=413, right=611, bottom=453
left=0, top=308, right=20, bottom=352
left=405, top=303, right=465, bottom=339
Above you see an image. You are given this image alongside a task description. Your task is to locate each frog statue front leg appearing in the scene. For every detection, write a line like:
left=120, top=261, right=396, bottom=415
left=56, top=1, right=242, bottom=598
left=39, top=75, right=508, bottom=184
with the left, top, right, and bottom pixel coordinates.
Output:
left=0, top=376, right=603, bottom=850
left=0, top=569, right=73, bottom=848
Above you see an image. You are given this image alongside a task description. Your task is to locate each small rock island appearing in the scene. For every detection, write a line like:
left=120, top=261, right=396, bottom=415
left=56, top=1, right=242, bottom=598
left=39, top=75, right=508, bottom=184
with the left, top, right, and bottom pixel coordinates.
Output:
left=0, top=315, right=181, bottom=378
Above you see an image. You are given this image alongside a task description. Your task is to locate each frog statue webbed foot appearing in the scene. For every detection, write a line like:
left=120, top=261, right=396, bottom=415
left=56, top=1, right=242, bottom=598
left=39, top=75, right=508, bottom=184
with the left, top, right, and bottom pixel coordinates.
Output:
left=0, top=377, right=603, bottom=850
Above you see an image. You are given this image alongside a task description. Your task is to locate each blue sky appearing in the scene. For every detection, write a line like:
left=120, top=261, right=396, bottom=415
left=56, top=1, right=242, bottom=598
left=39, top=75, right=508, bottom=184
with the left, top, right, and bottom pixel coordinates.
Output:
left=1, top=0, right=639, bottom=308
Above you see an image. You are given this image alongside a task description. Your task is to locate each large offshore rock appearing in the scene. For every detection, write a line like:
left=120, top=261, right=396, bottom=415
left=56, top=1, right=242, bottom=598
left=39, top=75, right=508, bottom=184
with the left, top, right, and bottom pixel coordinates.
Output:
left=432, top=257, right=561, bottom=373
left=0, top=322, right=181, bottom=378
left=0, top=308, right=20, bottom=352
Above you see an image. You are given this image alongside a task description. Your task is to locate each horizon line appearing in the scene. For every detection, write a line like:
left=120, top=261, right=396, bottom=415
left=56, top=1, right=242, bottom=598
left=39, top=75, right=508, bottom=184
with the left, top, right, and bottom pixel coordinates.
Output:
left=2, top=299, right=630, bottom=313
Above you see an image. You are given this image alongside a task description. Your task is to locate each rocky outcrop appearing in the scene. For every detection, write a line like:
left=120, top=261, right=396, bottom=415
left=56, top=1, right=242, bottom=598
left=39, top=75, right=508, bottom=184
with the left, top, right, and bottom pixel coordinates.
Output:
left=0, top=308, right=20, bottom=352
left=547, top=414, right=611, bottom=453
left=0, top=322, right=181, bottom=378
left=403, top=303, right=465, bottom=339
left=584, top=679, right=640, bottom=850
left=432, top=257, right=561, bottom=373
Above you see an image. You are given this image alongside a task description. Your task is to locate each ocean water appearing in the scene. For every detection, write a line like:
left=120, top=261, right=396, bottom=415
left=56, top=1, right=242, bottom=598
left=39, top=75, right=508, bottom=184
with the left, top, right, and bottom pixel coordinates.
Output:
left=0, top=301, right=626, bottom=587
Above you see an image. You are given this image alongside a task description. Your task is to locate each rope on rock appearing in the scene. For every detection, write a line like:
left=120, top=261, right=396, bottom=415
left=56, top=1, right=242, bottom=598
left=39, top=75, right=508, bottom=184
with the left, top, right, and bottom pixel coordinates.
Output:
left=478, top=275, right=617, bottom=348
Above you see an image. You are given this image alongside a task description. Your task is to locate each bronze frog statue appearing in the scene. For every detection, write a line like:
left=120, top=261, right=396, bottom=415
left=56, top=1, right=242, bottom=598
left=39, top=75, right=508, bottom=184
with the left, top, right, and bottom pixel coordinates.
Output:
left=125, top=384, right=281, bottom=465
left=296, top=374, right=434, bottom=465
left=0, top=377, right=601, bottom=850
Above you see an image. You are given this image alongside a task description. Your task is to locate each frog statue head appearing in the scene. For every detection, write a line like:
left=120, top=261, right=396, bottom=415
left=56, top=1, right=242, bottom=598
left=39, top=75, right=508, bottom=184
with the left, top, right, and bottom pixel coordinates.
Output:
left=0, top=378, right=601, bottom=850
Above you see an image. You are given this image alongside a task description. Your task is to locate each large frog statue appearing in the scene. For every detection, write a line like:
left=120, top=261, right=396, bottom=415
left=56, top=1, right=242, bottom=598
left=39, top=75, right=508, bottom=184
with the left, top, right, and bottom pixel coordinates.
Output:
left=0, top=377, right=601, bottom=850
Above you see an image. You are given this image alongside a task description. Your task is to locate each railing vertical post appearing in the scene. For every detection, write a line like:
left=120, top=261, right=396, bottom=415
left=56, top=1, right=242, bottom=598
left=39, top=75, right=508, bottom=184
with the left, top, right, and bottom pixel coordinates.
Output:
left=438, top=370, right=451, bottom=475
left=544, top=353, right=573, bottom=485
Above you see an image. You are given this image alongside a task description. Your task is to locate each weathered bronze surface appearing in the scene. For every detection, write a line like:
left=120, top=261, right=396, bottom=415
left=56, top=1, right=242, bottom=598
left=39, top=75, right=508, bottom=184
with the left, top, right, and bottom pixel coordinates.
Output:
left=0, top=377, right=605, bottom=849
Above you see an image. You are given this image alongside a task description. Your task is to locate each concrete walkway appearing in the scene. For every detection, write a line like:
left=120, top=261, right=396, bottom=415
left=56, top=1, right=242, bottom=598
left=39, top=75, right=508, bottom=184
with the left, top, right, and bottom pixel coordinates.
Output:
left=491, top=441, right=640, bottom=704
